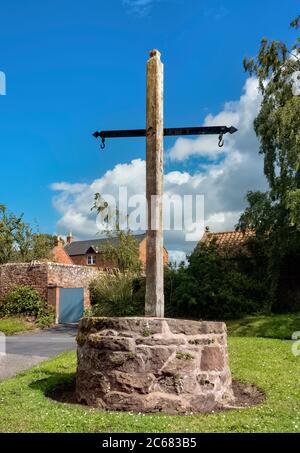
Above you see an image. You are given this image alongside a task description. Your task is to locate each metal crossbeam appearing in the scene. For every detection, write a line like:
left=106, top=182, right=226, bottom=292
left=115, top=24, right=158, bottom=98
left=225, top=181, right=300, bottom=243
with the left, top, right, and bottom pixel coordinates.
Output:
left=93, top=125, right=238, bottom=140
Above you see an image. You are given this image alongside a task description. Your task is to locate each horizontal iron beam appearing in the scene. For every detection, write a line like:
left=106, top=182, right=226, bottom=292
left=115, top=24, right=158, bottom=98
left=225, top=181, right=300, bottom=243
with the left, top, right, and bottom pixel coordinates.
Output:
left=93, top=126, right=238, bottom=140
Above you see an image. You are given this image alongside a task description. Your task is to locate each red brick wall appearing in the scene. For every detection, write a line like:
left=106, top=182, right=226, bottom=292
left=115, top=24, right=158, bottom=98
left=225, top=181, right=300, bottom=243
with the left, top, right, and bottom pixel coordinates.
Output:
left=52, top=245, right=74, bottom=265
left=70, top=254, right=115, bottom=269
left=139, top=239, right=169, bottom=268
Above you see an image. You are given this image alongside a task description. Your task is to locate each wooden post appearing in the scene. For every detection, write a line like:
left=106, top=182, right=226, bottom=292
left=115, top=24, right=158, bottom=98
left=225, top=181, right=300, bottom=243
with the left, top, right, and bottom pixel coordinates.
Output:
left=145, top=49, right=164, bottom=318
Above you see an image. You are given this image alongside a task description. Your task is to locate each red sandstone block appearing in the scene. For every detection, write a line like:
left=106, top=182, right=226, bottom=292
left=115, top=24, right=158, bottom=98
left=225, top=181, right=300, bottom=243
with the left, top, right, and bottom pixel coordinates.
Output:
left=201, top=346, right=225, bottom=371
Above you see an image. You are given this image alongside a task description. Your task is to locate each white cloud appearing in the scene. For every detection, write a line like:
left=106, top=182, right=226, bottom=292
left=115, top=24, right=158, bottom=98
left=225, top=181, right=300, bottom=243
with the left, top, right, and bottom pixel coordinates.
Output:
left=168, top=78, right=259, bottom=161
left=51, top=77, right=267, bottom=257
left=50, top=182, right=87, bottom=193
left=168, top=250, right=188, bottom=267
left=122, top=0, right=157, bottom=16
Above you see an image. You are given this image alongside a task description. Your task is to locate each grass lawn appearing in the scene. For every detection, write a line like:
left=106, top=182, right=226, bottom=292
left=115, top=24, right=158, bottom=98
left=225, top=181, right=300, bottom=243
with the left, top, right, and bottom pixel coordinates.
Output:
left=0, top=316, right=37, bottom=335
left=0, top=336, right=299, bottom=433
left=227, top=313, right=300, bottom=340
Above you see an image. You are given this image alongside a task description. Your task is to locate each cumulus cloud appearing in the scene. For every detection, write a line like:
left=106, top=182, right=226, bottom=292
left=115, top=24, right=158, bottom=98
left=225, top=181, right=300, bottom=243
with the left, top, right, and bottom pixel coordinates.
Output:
left=168, top=250, right=188, bottom=267
left=51, top=78, right=267, bottom=259
left=168, top=78, right=259, bottom=161
left=122, top=0, right=157, bottom=16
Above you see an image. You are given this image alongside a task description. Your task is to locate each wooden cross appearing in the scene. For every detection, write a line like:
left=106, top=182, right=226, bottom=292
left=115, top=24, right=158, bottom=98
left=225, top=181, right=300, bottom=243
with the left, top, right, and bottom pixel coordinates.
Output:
left=93, top=49, right=238, bottom=318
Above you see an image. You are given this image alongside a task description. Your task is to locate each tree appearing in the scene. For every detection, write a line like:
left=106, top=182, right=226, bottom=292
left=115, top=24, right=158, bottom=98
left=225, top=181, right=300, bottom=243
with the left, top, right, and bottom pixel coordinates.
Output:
left=242, top=15, right=300, bottom=226
left=92, top=193, right=142, bottom=274
left=0, top=205, right=24, bottom=264
left=0, top=204, right=56, bottom=264
left=31, top=233, right=56, bottom=261
left=164, top=243, right=268, bottom=320
left=238, top=15, right=300, bottom=310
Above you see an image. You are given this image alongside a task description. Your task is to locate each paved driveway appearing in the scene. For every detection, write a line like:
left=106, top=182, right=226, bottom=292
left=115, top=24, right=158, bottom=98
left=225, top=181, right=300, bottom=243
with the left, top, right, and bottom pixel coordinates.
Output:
left=0, top=325, right=77, bottom=381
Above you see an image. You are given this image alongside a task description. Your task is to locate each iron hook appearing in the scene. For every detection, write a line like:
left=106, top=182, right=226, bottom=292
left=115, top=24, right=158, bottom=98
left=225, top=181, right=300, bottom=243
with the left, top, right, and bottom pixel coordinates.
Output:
left=218, top=132, right=224, bottom=148
left=100, top=137, right=106, bottom=150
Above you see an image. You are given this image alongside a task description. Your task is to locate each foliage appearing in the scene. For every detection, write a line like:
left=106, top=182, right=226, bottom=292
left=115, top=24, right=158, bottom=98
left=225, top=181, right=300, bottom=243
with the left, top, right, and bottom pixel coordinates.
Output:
left=242, top=15, right=300, bottom=221
left=30, top=232, right=57, bottom=261
left=0, top=204, right=23, bottom=264
left=89, top=272, right=144, bottom=317
left=100, top=230, right=142, bottom=274
left=35, top=309, right=55, bottom=328
left=89, top=244, right=270, bottom=321
left=0, top=204, right=56, bottom=264
left=238, top=16, right=300, bottom=310
left=164, top=243, right=269, bottom=320
left=92, top=193, right=142, bottom=273
left=0, top=338, right=300, bottom=432
left=0, top=286, right=55, bottom=326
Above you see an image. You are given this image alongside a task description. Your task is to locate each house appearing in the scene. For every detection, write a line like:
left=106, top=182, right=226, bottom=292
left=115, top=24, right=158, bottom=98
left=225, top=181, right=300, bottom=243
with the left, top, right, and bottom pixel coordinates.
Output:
left=53, top=233, right=169, bottom=269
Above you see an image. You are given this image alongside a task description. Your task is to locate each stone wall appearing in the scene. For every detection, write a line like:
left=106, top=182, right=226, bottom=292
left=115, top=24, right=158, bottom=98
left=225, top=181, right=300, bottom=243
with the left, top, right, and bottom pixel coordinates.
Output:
left=76, top=317, right=234, bottom=414
left=0, top=263, right=49, bottom=301
left=0, top=262, right=102, bottom=309
left=47, top=263, right=100, bottom=308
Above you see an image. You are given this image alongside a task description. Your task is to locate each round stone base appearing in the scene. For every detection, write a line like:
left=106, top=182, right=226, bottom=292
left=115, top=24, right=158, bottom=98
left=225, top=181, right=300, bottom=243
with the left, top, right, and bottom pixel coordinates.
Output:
left=76, top=317, right=234, bottom=414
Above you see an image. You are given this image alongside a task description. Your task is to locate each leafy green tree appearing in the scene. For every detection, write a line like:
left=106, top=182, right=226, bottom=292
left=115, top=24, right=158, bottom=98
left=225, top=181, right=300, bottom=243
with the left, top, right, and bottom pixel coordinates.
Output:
left=0, top=205, right=24, bottom=264
left=238, top=15, right=300, bottom=310
left=164, top=243, right=268, bottom=320
left=31, top=233, right=56, bottom=260
left=100, top=230, right=142, bottom=274
left=0, top=205, right=56, bottom=264
left=92, top=193, right=142, bottom=274
left=242, top=15, right=300, bottom=224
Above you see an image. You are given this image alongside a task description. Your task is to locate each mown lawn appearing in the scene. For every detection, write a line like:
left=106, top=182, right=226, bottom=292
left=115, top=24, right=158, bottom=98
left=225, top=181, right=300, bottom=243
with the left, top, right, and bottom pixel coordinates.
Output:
left=0, top=316, right=37, bottom=335
left=0, top=337, right=299, bottom=433
left=227, top=313, right=300, bottom=340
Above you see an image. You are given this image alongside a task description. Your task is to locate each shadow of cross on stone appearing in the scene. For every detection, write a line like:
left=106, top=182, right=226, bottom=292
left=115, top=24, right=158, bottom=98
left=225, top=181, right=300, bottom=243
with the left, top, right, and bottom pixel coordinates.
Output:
left=93, top=49, right=238, bottom=318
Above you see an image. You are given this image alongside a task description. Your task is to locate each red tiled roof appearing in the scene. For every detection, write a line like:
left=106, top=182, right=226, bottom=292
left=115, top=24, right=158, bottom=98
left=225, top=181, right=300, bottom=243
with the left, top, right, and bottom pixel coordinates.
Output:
left=201, top=230, right=255, bottom=248
left=199, top=229, right=255, bottom=257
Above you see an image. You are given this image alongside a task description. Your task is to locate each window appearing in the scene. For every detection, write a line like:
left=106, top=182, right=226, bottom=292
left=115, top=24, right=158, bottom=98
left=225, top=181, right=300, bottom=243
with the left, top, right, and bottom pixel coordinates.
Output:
left=87, top=255, right=96, bottom=265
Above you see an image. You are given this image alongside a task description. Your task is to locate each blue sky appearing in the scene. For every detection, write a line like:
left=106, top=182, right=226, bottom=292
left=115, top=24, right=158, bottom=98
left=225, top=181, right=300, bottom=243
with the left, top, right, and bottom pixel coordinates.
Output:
left=0, top=0, right=299, bottom=257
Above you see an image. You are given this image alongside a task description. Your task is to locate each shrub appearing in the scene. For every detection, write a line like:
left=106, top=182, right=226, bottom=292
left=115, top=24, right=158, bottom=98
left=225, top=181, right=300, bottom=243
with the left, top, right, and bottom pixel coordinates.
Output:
left=164, top=244, right=270, bottom=321
left=0, top=285, right=55, bottom=326
left=35, top=308, right=55, bottom=328
left=90, top=272, right=144, bottom=317
left=90, top=242, right=270, bottom=321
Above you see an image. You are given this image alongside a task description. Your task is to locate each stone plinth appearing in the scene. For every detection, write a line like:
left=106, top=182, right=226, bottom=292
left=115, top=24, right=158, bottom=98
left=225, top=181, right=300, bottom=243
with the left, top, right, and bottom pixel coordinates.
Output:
left=76, top=317, right=234, bottom=414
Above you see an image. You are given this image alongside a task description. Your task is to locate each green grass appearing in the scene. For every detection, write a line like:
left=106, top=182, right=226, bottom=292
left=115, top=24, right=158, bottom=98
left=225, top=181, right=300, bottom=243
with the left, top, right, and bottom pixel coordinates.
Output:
left=0, top=316, right=37, bottom=335
left=0, top=337, right=299, bottom=432
left=227, top=313, right=300, bottom=340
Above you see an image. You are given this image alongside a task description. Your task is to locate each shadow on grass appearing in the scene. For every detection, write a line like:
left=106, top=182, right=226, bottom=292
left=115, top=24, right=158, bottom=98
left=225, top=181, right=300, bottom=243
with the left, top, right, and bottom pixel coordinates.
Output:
left=29, top=371, right=79, bottom=405
left=227, top=313, right=300, bottom=339
left=29, top=370, right=266, bottom=412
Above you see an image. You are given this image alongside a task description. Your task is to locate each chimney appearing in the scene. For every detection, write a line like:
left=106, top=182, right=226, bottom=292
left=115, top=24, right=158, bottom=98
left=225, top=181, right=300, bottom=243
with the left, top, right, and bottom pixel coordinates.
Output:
left=54, top=235, right=64, bottom=247
left=67, top=232, right=73, bottom=244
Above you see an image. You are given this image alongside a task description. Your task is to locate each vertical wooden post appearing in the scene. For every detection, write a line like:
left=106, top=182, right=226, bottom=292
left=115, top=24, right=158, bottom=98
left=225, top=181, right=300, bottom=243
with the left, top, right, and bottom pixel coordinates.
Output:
left=145, top=49, right=164, bottom=318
